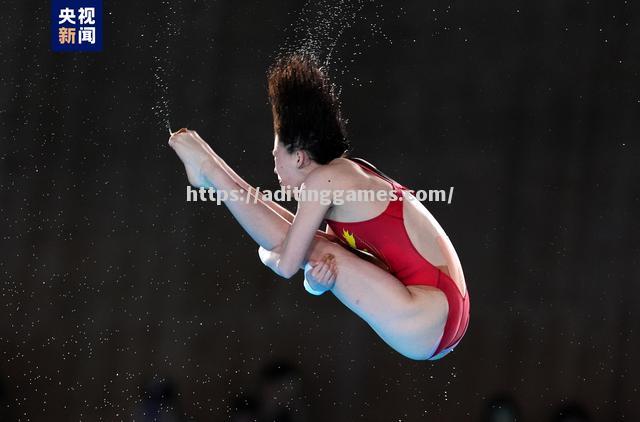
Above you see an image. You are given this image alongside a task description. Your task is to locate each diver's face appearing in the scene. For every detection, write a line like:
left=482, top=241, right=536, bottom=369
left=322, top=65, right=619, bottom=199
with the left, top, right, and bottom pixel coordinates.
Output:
left=272, top=135, right=303, bottom=188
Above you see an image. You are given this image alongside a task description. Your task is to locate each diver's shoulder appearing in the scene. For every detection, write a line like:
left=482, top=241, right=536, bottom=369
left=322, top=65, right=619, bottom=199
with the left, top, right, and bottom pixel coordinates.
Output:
left=327, top=157, right=364, bottom=179
left=326, top=157, right=362, bottom=173
left=305, top=158, right=354, bottom=189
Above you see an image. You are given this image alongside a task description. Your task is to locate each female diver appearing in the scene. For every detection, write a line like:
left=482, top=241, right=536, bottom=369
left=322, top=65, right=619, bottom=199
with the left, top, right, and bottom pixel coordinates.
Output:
left=168, top=54, right=470, bottom=360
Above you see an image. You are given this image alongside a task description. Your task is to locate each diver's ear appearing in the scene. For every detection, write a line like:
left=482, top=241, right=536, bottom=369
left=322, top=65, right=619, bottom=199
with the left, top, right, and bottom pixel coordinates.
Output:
left=296, top=150, right=308, bottom=169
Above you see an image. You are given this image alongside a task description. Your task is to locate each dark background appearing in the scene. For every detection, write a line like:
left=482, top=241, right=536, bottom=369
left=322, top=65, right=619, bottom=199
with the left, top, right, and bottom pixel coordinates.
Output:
left=1, top=0, right=638, bottom=420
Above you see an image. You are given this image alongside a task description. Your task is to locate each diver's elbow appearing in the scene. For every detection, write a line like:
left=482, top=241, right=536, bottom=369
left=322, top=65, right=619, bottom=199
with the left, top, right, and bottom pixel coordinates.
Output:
left=276, top=259, right=298, bottom=279
left=279, top=266, right=298, bottom=279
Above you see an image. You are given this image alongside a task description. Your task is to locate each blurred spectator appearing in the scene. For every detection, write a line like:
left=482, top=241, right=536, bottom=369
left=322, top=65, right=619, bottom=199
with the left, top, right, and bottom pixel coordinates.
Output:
left=481, top=394, right=522, bottom=422
left=551, top=403, right=591, bottom=422
left=133, top=377, right=185, bottom=422
left=230, top=394, right=259, bottom=422
left=257, top=359, right=308, bottom=422
left=0, top=373, right=10, bottom=421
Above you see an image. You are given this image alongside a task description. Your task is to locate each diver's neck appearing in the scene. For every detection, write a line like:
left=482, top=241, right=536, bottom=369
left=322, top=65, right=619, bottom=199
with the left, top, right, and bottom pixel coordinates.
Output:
left=300, top=160, right=321, bottom=178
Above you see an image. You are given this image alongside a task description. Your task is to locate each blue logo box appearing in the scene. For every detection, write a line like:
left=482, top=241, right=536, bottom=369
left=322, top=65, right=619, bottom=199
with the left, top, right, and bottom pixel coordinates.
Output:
left=51, top=0, right=103, bottom=52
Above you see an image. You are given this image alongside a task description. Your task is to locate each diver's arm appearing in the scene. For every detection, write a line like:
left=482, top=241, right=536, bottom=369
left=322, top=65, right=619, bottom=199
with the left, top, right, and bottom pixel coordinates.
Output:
left=264, top=171, right=333, bottom=279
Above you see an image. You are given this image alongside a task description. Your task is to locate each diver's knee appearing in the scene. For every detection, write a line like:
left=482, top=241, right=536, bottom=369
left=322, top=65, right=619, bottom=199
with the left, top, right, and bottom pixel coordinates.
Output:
left=310, top=235, right=347, bottom=260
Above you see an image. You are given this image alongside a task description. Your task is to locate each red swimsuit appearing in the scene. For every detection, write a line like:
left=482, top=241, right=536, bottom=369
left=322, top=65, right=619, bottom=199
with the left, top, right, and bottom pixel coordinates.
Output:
left=324, top=158, right=470, bottom=358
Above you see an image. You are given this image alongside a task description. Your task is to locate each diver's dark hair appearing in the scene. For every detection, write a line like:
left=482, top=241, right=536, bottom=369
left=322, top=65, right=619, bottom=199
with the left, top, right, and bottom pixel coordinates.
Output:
left=267, top=53, right=349, bottom=164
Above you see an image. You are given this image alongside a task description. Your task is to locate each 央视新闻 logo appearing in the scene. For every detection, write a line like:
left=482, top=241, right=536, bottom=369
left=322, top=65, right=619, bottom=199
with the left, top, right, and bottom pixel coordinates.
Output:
left=51, top=0, right=103, bottom=52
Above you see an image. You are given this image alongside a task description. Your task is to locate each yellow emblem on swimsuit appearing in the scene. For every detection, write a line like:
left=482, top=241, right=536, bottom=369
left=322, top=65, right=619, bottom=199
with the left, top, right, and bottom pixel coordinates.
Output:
left=342, top=229, right=369, bottom=253
left=342, top=229, right=357, bottom=249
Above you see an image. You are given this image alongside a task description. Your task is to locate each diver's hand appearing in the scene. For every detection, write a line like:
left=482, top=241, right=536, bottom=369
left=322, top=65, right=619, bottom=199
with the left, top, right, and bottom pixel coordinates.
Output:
left=304, top=254, right=337, bottom=295
left=168, top=128, right=215, bottom=187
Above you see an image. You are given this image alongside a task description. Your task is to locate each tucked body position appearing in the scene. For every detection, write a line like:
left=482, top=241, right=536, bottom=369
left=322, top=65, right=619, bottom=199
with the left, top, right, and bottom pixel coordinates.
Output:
left=169, top=54, right=470, bottom=360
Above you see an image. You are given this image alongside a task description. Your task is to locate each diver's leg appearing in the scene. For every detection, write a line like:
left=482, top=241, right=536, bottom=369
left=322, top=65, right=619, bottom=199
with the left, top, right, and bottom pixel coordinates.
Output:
left=305, top=238, right=449, bottom=360
left=195, top=154, right=444, bottom=358
left=192, top=130, right=296, bottom=225
left=194, top=156, right=292, bottom=250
